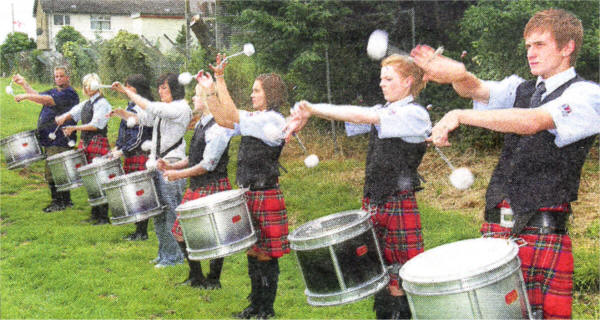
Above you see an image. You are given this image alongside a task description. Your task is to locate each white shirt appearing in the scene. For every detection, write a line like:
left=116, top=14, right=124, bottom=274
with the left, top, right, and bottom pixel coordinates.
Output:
left=68, top=92, right=111, bottom=129
left=344, top=95, right=432, bottom=143
left=197, top=115, right=235, bottom=171
left=137, top=99, right=191, bottom=159
left=232, top=110, right=286, bottom=147
left=474, top=67, right=600, bottom=147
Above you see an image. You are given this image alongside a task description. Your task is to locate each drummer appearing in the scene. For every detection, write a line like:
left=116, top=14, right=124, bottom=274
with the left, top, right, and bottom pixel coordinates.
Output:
left=12, top=67, right=79, bottom=213
left=55, top=73, right=112, bottom=225
left=108, top=74, right=154, bottom=241
left=411, top=8, right=600, bottom=319
left=200, top=55, right=290, bottom=319
left=111, top=73, right=191, bottom=268
left=285, top=54, right=431, bottom=319
left=159, top=77, right=235, bottom=289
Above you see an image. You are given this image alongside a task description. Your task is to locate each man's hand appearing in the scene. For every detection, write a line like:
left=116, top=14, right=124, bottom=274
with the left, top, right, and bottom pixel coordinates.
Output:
left=410, top=45, right=467, bottom=84
left=12, top=74, right=27, bottom=87
left=14, top=94, right=27, bottom=103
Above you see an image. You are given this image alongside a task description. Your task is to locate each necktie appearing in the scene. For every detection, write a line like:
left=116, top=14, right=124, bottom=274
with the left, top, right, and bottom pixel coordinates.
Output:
left=529, top=82, right=546, bottom=108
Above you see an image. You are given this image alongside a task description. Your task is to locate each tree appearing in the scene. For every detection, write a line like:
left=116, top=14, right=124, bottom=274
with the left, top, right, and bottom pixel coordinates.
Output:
left=99, top=30, right=153, bottom=84
left=0, top=32, right=36, bottom=75
left=55, top=26, right=87, bottom=54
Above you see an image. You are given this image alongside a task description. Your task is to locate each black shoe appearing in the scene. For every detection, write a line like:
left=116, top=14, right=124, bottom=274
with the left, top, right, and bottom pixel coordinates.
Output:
left=63, top=200, right=74, bottom=208
left=43, top=202, right=64, bottom=213
left=257, top=309, right=275, bottom=319
left=204, top=278, right=221, bottom=290
left=235, top=305, right=260, bottom=319
left=139, top=233, right=148, bottom=240
left=124, top=232, right=137, bottom=241
left=176, top=278, right=202, bottom=287
left=93, top=218, right=110, bottom=225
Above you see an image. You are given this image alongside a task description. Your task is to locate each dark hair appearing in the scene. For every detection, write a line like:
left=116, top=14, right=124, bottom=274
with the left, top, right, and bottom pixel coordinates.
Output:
left=126, top=74, right=153, bottom=101
left=255, top=73, right=287, bottom=112
left=156, top=73, right=185, bottom=100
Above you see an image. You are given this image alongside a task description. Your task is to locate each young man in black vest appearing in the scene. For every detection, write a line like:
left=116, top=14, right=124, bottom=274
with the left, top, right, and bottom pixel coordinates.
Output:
left=159, top=78, right=234, bottom=289
left=411, top=9, right=600, bottom=319
left=56, top=73, right=112, bottom=225
left=12, top=67, right=79, bottom=212
left=285, top=54, right=432, bottom=320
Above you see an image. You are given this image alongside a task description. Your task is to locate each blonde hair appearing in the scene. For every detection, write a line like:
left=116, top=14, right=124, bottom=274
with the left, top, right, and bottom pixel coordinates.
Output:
left=524, top=9, right=583, bottom=66
left=381, top=54, right=426, bottom=97
left=82, top=73, right=101, bottom=92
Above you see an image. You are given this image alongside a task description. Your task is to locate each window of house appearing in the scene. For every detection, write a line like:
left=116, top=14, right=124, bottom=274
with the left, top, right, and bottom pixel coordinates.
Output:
left=90, top=15, right=111, bottom=31
left=53, top=15, right=70, bottom=26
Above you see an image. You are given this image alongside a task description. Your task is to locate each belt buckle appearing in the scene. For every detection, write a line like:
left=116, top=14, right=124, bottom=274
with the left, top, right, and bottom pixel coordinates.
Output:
left=500, top=207, right=515, bottom=228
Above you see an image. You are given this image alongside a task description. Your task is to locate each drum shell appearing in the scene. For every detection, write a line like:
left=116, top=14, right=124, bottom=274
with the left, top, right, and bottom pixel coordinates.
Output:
left=77, top=158, right=124, bottom=206
left=102, top=170, right=163, bottom=225
left=176, top=189, right=257, bottom=260
left=399, top=238, right=532, bottom=319
left=0, top=130, right=46, bottom=170
left=47, top=149, right=87, bottom=192
left=289, top=210, right=389, bottom=306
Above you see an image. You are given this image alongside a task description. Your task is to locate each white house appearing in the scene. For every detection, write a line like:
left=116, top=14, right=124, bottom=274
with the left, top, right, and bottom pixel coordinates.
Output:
left=33, top=0, right=216, bottom=51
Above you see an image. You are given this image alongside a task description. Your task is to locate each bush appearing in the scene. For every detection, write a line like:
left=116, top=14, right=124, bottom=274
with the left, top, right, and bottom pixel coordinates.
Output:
left=55, top=26, right=87, bottom=54
left=99, top=30, right=153, bottom=85
left=62, top=41, right=98, bottom=84
left=0, top=32, right=36, bottom=76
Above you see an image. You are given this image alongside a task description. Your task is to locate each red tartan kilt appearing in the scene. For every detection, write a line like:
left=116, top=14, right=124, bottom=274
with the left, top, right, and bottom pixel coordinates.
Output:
left=123, top=154, right=148, bottom=174
left=362, top=191, right=424, bottom=287
left=78, top=136, right=109, bottom=163
left=171, top=178, right=232, bottom=241
left=481, top=222, right=573, bottom=319
left=245, top=188, right=290, bottom=258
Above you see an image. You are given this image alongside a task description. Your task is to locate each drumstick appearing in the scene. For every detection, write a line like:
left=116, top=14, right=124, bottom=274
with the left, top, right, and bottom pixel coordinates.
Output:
left=293, top=133, right=308, bottom=154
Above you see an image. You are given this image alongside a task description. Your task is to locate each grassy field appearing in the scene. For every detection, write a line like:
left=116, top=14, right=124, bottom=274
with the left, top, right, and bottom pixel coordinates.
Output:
left=1, top=78, right=598, bottom=318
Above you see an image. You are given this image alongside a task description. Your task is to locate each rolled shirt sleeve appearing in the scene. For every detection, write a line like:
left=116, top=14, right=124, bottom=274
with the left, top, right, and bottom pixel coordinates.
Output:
left=473, top=75, right=524, bottom=110
left=199, top=125, right=235, bottom=171
left=67, top=100, right=85, bottom=122
left=538, top=81, right=600, bottom=147
left=238, top=110, right=286, bottom=147
left=68, top=95, right=111, bottom=129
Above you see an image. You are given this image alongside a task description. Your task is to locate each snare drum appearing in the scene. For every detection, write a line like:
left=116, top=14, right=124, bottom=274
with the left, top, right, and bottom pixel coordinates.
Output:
left=102, top=169, right=164, bottom=225
left=289, top=210, right=389, bottom=306
left=399, top=237, right=532, bottom=319
left=47, top=149, right=87, bottom=192
left=77, top=157, right=124, bottom=206
left=0, top=130, right=45, bottom=170
left=175, top=189, right=256, bottom=261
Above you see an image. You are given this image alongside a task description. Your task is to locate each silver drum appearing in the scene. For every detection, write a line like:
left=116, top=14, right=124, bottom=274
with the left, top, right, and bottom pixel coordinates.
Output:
left=175, top=189, right=256, bottom=261
left=289, top=210, right=389, bottom=306
left=77, top=157, right=124, bottom=206
left=47, top=149, right=87, bottom=192
left=0, top=130, right=46, bottom=170
left=102, top=169, right=163, bottom=225
left=399, top=237, right=532, bottom=319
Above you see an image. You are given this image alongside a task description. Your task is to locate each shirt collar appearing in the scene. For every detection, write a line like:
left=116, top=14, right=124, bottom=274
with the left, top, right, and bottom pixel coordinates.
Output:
left=387, top=95, right=414, bottom=108
left=536, top=67, right=576, bottom=96
left=201, top=114, right=214, bottom=126
left=89, top=92, right=101, bottom=101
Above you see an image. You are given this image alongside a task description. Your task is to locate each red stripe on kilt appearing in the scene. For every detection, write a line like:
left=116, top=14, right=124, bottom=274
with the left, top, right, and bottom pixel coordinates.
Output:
left=363, top=192, right=424, bottom=287
left=78, top=136, right=110, bottom=163
left=245, top=188, right=290, bottom=258
left=481, top=222, right=573, bottom=319
left=123, top=154, right=148, bottom=174
left=171, top=178, right=232, bottom=239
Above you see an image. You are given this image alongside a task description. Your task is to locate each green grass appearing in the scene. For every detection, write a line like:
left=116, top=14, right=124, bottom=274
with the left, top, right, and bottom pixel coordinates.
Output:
left=1, top=78, right=597, bottom=318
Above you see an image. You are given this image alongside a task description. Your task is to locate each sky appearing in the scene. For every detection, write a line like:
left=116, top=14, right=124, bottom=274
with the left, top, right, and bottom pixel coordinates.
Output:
left=0, top=0, right=37, bottom=44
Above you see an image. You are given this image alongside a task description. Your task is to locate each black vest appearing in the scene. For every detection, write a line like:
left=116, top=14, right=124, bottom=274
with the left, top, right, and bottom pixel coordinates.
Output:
left=236, top=136, right=284, bottom=189
left=188, top=118, right=230, bottom=189
left=364, top=125, right=427, bottom=204
left=485, top=75, right=596, bottom=233
left=81, top=96, right=108, bottom=145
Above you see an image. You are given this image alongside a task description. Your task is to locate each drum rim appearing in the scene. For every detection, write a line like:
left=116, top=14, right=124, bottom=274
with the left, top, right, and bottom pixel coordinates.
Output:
left=101, top=168, right=156, bottom=189
left=0, top=129, right=38, bottom=144
left=399, top=237, right=520, bottom=284
left=46, top=149, right=84, bottom=162
left=176, top=189, right=247, bottom=211
left=77, top=157, right=122, bottom=174
left=289, top=209, right=370, bottom=242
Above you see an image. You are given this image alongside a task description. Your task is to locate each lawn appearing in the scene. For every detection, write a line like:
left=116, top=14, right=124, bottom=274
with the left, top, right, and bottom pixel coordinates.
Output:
left=1, top=78, right=597, bottom=318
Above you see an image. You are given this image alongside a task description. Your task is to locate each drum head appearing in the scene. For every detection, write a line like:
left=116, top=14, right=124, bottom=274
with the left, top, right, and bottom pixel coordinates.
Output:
left=46, top=149, right=83, bottom=161
left=102, top=169, right=155, bottom=189
left=177, top=189, right=245, bottom=211
left=399, top=237, right=519, bottom=283
left=78, top=157, right=120, bottom=174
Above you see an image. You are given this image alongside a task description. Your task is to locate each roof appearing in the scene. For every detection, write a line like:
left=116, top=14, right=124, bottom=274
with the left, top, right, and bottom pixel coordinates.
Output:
left=34, top=0, right=212, bottom=17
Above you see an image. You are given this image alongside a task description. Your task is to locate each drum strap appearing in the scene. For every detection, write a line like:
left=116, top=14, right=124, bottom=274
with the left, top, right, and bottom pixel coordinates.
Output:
left=155, top=118, right=183, bottom=158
